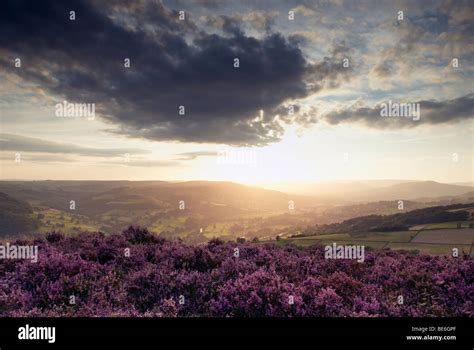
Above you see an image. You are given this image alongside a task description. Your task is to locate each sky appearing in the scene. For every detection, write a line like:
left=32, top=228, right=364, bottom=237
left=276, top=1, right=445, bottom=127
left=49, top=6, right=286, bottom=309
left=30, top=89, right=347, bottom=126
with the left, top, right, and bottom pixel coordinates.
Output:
left=0, top=0, right=473, bottom=185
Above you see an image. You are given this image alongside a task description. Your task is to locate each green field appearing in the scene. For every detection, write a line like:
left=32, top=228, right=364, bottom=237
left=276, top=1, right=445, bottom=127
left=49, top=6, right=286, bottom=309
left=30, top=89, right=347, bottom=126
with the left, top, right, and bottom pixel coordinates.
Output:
left=262, top=238, right=388, bottom=249
left=269, top=227, right=474, bottom=255
left=149, top=216, right=188, bottom=232
left=411, top=228, right=474, bottom=244
left=410, top=221, right=473, bottom=230
left=203, top=222, right=234, bottom=238
left=318, top=240, right=388, bottom=249
left=387, top=242, right=471, bottom=255
left=294, top=233, right=353, bottom=241
left=37, top=209, right=100, bottom=234
left=292, top=231, right=416, bottom=243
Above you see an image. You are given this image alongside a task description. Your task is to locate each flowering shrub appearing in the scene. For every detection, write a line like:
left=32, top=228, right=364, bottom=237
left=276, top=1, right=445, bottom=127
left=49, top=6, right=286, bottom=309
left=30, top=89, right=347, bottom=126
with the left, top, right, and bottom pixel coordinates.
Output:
left=0, top=227, right=472, bottom=317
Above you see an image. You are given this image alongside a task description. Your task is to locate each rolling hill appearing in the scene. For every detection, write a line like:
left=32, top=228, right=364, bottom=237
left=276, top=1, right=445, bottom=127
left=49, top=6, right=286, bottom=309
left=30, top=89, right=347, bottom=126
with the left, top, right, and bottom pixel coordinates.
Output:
left=362, top=181, right=473, bottom=201
left=0, top=181, right=320, bottom=241
left=266, top=180, right=473, bottom=203
left=0, top=180, right=472, bottom=242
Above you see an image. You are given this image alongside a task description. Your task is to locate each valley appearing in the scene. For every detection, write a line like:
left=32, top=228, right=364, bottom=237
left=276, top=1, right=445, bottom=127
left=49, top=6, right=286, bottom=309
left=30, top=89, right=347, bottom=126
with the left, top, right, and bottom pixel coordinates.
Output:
left=0, top=180, right=473, bottom=254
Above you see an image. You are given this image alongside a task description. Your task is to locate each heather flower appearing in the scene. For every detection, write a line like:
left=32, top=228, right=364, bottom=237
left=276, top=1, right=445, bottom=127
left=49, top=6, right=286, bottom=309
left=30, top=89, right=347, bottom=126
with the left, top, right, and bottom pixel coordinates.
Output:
left=0, top=229, right=471, bottom=317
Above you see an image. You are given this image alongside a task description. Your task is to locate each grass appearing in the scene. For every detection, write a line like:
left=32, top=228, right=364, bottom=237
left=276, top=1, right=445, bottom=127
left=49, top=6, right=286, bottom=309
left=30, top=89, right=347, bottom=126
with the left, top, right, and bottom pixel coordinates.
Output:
left=317, top=240, right=388, bottom=249
left=411, top=228, right=474, bottom=245
left=270, top=227, right=474, bottom=255
left=270, top=237, right=388, bottom=250
left=37, top=208, right=100, bottom=234
left=423, top=221, right=473, bottom=229
left=204, top=222, right=233, bottom=238
left=387, top=242, right=472, bottom=255
left=294, top=233, right=353, bottom=241
left=149, top=216, right=188, bottom=232
left=292, top=231, right=415, bottom=243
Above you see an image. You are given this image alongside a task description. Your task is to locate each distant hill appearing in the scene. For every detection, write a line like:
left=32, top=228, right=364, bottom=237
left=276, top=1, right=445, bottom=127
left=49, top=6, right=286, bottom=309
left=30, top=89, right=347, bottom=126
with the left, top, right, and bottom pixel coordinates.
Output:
left=452, top=182, right=474, bottom=187
left=301, top=202, right=473, bottom=236
left=357, top=181, right=474, bottom=201
left=1, top=180, right=472, bottom=241
left=421, top=191, right=474, bottom=205
left=0, top=180, right=316, bottom=216
left=266, top=180, right=473, bottom=203
left=0, top=181, right=318, bottom=240
left=320, top=200, right=425, bottom=222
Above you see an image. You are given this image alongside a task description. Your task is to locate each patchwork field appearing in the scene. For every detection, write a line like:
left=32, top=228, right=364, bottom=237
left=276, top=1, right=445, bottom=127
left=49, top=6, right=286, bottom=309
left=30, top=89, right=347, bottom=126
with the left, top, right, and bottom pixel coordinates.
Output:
left=270, top=227, right=474, bottom=255
left=411, top=228, right=474, bottom=245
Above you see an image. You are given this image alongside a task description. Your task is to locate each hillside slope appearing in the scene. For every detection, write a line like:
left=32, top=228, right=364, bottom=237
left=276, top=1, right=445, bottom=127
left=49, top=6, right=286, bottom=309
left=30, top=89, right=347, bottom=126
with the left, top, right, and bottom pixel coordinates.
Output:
left=0, top=192, right=38, bottom=236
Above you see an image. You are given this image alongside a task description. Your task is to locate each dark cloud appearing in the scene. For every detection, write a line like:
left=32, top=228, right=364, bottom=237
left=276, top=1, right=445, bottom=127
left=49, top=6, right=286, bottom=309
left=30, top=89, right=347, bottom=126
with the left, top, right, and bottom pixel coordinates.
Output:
left=0, top=134, right=150, bottom=157
left=322, top=94, right=474, bottom=128
left=0, top=0, right=351, bottom=146
left=304, top=42, right=353, bottom=91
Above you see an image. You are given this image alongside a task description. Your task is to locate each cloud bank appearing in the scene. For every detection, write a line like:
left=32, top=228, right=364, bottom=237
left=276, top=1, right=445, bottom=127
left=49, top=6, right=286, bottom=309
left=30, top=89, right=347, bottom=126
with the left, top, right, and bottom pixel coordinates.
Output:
left=0, top=0, right=351, bottom=146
